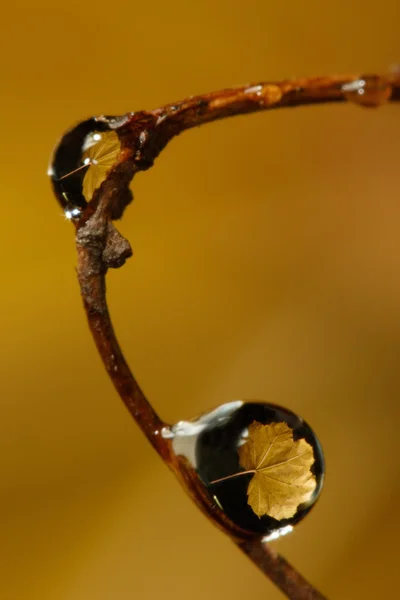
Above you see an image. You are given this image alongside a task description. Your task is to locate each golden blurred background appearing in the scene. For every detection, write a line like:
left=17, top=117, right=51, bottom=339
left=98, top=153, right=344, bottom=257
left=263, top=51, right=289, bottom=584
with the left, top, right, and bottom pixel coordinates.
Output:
left=1, top=1, right=400, bottom=598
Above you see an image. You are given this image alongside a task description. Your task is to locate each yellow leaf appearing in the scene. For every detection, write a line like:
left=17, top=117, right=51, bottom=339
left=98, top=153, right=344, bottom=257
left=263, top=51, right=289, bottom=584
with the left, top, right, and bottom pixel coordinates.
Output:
left=82, top=131, right=121, bottom=202
left=238, top=421, right=317, bottom=520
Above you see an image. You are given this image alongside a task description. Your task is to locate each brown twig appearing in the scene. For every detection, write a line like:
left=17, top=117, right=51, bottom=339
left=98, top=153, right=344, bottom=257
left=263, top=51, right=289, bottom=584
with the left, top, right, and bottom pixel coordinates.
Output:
left=237, top=539, right=327, bottom=600
left=115, top=73, right=398, bottom=179
left=67, top=73, right=400, bottom=599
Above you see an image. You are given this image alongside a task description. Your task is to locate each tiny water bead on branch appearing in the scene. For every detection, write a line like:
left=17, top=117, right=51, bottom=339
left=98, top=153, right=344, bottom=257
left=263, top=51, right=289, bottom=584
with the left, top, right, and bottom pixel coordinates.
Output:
left=49, top=72, right=400, bottom=600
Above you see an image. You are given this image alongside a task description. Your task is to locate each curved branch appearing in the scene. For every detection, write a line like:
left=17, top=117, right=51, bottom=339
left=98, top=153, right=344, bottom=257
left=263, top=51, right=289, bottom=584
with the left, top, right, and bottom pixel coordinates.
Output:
left=75, top=178, right=169, bottom=458
left=119, top=73, right=399, bottom=166
left=68, top=72, right=399, bottom=600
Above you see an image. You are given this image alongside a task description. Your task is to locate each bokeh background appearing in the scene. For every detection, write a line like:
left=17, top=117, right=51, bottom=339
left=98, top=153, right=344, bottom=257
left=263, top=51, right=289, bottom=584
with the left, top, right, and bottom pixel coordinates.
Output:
left=1, top=1, right=400, bottom=598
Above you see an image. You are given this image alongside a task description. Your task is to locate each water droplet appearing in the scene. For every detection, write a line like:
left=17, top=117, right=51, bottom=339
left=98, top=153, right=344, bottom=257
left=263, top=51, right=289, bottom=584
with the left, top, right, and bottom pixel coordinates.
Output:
left=343, top=75, right=392, bottom=107
left=49, top=117, right=122, bottom=214
left=171, top=401, right=324, bottom=537
left=244, top=84, right=263, bottom=95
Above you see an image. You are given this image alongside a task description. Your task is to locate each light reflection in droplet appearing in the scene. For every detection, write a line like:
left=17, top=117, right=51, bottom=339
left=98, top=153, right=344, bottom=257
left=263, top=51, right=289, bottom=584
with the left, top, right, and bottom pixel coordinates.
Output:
left=244, top=84, right=263, bottom=95
left=161, top=426, right=174, bottom=439
left=341, top=79, right=366, bottom=93
left=64, top=207, right=81, bottom=220
left=262, top=525, right=293, bottom=542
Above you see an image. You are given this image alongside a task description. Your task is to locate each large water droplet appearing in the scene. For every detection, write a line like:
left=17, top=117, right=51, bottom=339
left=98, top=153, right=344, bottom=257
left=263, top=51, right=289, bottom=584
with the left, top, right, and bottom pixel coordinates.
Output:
left=170, top=400, right=324, bottom=537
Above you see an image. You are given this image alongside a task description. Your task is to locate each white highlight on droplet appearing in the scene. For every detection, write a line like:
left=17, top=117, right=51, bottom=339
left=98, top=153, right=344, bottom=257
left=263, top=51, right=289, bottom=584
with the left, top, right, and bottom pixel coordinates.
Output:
left=342, top=79, right=366, bottom=93
left=64, top=207, right=81, bottom=220
left=245, top=84, right=263, bottom=95
left=237, top=427, right=249, bottom=447
left=262, top=525, right=293, bottom=543
left=171, top=400, right=244, bottom=468
left=161, top=426, right=174, bottom=439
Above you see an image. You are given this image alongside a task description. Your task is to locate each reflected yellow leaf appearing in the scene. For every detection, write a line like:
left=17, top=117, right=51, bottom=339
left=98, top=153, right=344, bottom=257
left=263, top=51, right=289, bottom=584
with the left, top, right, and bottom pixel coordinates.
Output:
left=82, top=130, right=121, bottom=202
left=238, top=421, right=316, bottom=520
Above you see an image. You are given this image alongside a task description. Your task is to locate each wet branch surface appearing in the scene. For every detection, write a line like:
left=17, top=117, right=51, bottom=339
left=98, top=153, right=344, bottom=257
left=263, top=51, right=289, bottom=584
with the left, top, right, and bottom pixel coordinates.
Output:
left=72, top=73, right=400, bottom=599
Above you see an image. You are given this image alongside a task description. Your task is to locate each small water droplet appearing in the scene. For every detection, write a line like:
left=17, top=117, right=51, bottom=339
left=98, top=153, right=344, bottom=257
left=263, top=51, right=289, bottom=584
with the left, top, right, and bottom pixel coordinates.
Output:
left=244, top=84, right=263, bottom=95
left=49, top=117, right=122, bottom=213
left=343, top=75, right=392, bottom=107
